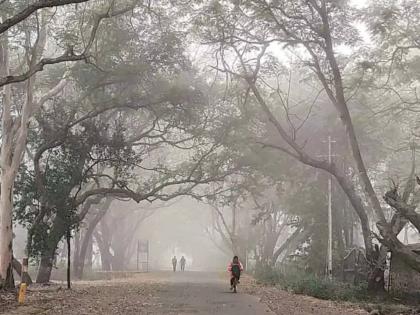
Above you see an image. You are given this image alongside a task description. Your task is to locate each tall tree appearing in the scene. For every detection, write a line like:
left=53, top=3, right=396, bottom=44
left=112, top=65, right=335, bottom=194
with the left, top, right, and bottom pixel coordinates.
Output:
left=192, top=0, right=420, bottom=289
left=0, top=0, right=129, bottom=289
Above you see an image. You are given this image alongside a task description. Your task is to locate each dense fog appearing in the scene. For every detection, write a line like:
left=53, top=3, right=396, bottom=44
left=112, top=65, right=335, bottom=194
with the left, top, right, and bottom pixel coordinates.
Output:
left=1, top=1, right=420, bottom=305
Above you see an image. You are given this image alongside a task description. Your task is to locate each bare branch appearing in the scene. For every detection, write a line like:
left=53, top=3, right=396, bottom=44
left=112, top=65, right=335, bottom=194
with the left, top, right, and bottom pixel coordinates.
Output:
left=0, top=0, right=89, bottom=35
left=0, top=47, right=84, bottom=87
left=0, top=1, right=138, bottom=87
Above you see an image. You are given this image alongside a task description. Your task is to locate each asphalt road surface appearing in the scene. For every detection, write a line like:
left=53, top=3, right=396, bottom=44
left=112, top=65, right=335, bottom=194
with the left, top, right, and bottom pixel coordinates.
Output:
left=3, top=271, right=275, bottom=315
left=146, top=271, right=274, bottom=314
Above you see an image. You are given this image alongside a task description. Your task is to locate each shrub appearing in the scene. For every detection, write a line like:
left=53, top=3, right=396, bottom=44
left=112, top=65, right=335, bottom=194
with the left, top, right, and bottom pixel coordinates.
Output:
left=254, top=267, right=368, bottom=302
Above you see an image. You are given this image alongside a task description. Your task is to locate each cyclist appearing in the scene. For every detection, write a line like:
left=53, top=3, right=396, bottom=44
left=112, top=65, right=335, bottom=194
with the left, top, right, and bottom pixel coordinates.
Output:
left=227, top=255, right=243, bottom=290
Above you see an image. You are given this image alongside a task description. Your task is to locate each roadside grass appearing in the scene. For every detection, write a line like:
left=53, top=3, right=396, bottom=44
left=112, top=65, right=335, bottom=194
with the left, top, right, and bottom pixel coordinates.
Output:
left=254, top=268, right=420, bottom=315
left=254, top=268, right=368, bottom=302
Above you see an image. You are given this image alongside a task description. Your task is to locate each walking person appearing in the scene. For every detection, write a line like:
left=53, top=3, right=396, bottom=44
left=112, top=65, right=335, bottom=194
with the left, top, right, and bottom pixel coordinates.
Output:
left=180, top=256, right=186, bottom=271
left=172, top=256, right=177, bottom=272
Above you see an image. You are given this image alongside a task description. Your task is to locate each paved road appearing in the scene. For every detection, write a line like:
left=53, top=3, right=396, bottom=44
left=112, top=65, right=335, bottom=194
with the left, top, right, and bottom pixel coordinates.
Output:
left=147, top=271, right=274, bottom=314
left=4, top=271, right=274, bottom=315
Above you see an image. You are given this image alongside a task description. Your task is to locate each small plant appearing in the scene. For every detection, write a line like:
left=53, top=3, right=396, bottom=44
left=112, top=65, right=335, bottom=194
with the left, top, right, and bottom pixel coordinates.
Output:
left=254, top=267, right=283, bottom=285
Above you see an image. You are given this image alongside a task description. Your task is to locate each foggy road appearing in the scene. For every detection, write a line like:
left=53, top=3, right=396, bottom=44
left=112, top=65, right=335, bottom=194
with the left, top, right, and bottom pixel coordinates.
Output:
left=4, top=271, right=274, bottom=315
left=2, top=0, right=418, bottom=311
left=2, top=271, right=372, bottom=315
left=142, top=271, right=274, bottom=314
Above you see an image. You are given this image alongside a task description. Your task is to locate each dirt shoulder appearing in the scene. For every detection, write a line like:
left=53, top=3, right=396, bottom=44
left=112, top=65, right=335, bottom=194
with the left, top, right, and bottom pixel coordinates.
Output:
left=241, top=275, right=420, bottom=315
left=0, top=273, right=163, bottom=315
left=240, top=275, right=370, bottom=315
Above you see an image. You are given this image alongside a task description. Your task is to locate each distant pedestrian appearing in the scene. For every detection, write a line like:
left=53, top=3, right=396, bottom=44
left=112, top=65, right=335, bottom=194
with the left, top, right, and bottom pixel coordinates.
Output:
left=180, top=256, right=186, bottom=271
left=172, top=256, right=177, bottom=272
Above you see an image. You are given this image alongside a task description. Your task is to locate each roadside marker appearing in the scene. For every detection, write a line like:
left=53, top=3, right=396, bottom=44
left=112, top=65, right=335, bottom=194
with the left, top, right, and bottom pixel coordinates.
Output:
left=18, top=258, right=29, bottom=304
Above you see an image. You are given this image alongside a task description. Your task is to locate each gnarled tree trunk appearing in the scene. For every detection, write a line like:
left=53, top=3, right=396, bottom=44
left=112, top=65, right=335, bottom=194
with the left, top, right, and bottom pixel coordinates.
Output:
left=36, top=253, right=55, bottom=284
left=75, top=207, right=108, bottom=278
left=94, top=229, right=112, bottom=271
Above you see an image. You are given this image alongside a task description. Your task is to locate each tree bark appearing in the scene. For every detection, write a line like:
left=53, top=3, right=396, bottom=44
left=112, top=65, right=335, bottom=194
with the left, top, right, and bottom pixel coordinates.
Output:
left=0, top=29, right=15, bottom=290
left=86, top=237, right=93, bottom=270
left=73, top=231, right=81, bottom=275
left=35, top=214, right=67, bottom=283
left=111, top=248, right=126, bottom=271
left=273, top=226, right=307, bottom=263
left=94, top=231, right=112, bottom=271
left=0, top=176, right=15, bottom=289
left=36, top=254, right=54, bottom=283
left=76, top=208, right=108, bottom=278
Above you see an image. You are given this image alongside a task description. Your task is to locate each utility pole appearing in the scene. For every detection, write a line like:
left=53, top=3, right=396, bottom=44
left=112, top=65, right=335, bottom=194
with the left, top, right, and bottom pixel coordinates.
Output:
left=327, top=136, right=334, bottom=280
left=319, top=136, right=336, bottom=279
left=320, top=136, right=336, bottom=280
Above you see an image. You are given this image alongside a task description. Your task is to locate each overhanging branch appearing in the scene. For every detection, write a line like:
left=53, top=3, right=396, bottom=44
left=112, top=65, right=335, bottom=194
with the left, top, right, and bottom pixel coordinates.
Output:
left=0, top=1, right=138, bottom=87
left=0, top=0, right=89, bottom=35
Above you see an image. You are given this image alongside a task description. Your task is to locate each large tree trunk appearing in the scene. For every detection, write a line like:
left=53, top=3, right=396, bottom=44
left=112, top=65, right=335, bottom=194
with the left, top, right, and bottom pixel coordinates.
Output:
left=85, top=237, right=93, bottom=271
left=0, top=15, right=48, bottom=289
left=0, top=176, right=15, bottom=289
left=342, top=200, right=354, bottom=248
left=73, top=231, right=81, bottom=273
left=94, top=231, right=112, bottom=271
left=260, top=230, right=276, bottom=267
left=367, top=245, right=385, bottom=292
left=75, top=199, right=112, bottom=278
left=0, top=31, right=15, bottom=290
left=313, top=3, right=386, bottom=228
left=74, top=230, right=86, bottom=279
left=111, top=234, right=136, bottom=271
left=76, top=212, right=105, bottom=278
left=36, top=254, right=54, bottom=284
left=273, top=226, right=308, bottom=263
left=111, top=247, right=127, bottom=271
left=35, top=216, right=66, bottom=283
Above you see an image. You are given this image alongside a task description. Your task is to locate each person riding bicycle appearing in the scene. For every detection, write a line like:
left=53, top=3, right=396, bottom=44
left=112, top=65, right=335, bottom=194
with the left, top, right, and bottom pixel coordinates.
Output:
left=227, top=255, right=243, bottom=290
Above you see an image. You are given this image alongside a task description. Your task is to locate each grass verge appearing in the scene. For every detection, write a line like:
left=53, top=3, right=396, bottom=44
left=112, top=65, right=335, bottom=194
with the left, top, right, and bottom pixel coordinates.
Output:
left=254, top=268, right=420, bottom=314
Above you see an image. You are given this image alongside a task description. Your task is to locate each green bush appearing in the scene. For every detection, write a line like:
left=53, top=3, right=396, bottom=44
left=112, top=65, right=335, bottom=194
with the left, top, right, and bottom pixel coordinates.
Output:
left=255, top=267, right=368, bottom=302
left=254, top=266, right=283, bottom=285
